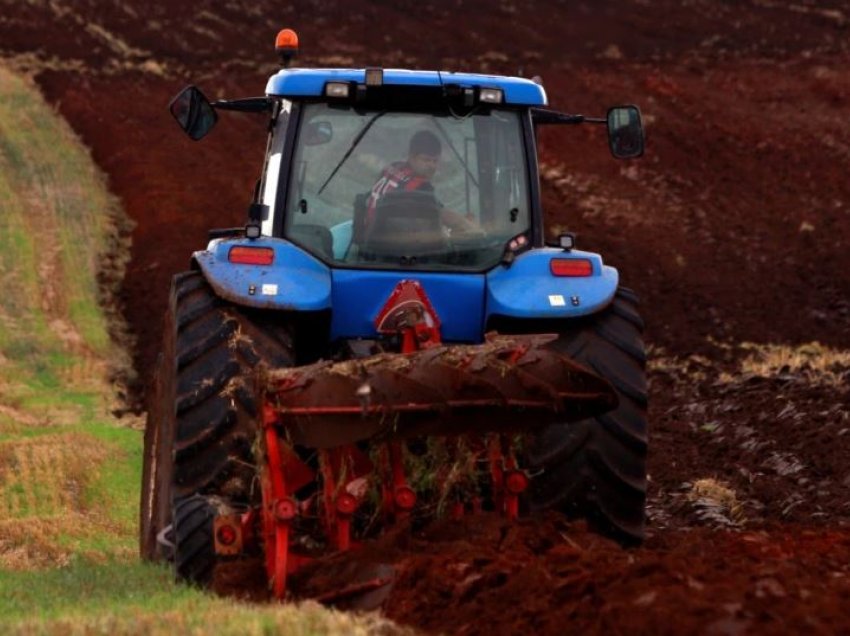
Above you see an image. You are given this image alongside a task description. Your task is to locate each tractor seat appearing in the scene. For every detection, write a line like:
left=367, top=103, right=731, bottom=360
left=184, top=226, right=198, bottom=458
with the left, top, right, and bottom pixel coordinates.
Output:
left=360, top=190, right=445, bottom=261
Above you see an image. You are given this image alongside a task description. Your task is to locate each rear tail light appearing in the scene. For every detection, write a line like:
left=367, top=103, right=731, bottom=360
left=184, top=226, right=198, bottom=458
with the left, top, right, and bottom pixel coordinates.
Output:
left=216, top=524, right=238, bottom=546
left=550, top=258, right=593, bottom=277
left=228, top=246, right=274, bottom=266
left=213, top=515, right=243, bottom=555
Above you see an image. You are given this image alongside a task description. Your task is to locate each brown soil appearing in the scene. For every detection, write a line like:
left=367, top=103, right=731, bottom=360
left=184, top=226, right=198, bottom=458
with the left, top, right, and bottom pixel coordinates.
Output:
left=2, top=1, right=849, bottom=633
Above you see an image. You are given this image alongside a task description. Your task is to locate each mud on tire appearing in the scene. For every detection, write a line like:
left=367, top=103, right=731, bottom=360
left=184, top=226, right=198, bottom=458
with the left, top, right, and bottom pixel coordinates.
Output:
left=526, top=287, right=648, bottom=544
left=140, top=271, right=295, bottom=579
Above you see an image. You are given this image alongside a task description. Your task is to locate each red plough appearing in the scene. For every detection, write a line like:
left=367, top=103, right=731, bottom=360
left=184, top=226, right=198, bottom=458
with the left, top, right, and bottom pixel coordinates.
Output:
left=249, top=334, right=618, bottom=600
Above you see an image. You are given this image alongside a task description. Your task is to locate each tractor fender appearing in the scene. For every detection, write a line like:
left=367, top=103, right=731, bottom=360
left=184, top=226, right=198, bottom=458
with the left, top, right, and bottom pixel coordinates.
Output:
left=485, top=248, right=618, bottom=320
left=193, top=237, right=332, bottom=311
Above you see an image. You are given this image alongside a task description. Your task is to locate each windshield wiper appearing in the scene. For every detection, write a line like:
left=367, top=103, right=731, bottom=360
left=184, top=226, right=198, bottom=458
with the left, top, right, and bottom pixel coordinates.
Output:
left=317, top=111, right=386, bottom=196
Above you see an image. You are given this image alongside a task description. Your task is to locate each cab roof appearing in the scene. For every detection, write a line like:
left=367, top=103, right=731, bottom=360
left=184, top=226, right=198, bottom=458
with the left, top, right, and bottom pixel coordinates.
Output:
left=265, top=68, right=547, bottom=106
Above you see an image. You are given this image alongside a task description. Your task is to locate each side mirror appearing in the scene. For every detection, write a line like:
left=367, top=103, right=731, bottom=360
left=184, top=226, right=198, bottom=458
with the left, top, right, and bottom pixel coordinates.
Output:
left=302, top=120, right=333, bottom=146
left=607, top=105, right=644, bottom=159
left=168, top=86, right=218, bottom=141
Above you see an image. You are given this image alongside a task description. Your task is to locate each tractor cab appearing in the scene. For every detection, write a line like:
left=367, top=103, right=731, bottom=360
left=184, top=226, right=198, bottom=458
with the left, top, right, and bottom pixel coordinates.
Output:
left=169, top=32, right=643, bottom=276
left=281, top=92, right=532, bottom=272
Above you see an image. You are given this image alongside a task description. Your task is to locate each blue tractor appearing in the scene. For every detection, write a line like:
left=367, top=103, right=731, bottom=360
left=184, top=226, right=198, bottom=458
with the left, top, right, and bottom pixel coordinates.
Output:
left=140, top=29, right=647, bottom=600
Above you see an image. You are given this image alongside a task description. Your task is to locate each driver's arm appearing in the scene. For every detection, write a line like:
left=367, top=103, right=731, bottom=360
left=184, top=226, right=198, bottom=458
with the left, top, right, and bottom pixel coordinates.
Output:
left=439, top=208, right=480, bottom=233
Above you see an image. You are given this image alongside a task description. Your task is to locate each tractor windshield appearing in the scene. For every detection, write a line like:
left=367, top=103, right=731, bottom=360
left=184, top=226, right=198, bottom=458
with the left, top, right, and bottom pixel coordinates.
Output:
left=284, top=103, right=531, bottom=271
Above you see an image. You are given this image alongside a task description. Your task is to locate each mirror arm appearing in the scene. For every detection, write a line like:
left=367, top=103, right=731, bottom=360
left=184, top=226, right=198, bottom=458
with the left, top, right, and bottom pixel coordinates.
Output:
left=531, top=108, right=584, bottom=125
left=531, top=108, right=607, bottom=125
left=210, top=97, right=273, bottom=113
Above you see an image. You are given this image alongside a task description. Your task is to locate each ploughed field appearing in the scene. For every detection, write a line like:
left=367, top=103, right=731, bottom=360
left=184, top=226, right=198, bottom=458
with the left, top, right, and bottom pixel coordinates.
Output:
left=2, top=1, right=849, bottom=633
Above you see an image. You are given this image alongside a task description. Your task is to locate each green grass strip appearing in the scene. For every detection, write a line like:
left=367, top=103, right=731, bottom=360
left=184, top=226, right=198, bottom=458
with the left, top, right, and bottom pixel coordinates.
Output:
left=0, top=559, right=409, bottom=635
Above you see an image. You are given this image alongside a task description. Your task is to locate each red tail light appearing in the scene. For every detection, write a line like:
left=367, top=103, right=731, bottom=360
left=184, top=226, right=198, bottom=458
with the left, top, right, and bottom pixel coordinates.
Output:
left=216, top=524, right=238, bottom=546
left=228, top=246, right=274, bottom=265
left=550, top=258, right=593, bottom=277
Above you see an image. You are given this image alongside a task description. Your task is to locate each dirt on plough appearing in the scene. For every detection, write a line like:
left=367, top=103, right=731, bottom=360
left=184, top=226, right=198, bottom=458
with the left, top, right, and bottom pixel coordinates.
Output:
left=2, top=1, right=849, bottom=633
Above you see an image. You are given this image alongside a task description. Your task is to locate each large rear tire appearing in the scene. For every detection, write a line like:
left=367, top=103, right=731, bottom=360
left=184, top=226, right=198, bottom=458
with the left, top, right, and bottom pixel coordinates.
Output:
left=526, top=287, right=648, bottom=543
left=139, top=271, right=295, bottom=583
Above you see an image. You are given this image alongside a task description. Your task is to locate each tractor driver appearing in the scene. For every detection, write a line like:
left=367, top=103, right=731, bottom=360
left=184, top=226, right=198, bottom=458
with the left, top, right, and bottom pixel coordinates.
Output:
left=364, top=130, right=479, bottom=234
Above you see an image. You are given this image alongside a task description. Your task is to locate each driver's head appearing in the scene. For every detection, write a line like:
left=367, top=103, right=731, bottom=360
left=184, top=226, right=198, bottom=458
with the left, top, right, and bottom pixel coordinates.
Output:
left=407, top=130, right=441, bottom=180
